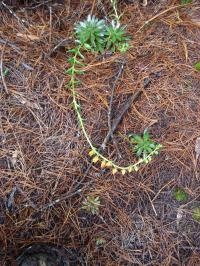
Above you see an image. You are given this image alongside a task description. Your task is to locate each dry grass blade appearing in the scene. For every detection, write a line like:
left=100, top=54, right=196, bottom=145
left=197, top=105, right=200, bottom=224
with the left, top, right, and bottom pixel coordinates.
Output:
left=195, top=137, right=200, bottom=162
left=0, top=42, right=8, bottom=94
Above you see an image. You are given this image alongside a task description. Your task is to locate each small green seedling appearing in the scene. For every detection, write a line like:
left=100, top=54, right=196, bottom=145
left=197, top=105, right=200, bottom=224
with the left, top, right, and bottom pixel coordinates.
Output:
left=129, top=131, right=161, bottom=159
left=173, top=188, right=188, bottom=202
left=117, top=42, right=130, bottom=53
left=194, top=62, right=200, bottom=71
left=82, top=195, right=101, bottom=215
left=75, top=15, right=106, bottom=53
left=105, top=20, right=130, bottom=52
left=192, top=207, right=200, bottom=222
left=95, top=237, right=106, bottom=247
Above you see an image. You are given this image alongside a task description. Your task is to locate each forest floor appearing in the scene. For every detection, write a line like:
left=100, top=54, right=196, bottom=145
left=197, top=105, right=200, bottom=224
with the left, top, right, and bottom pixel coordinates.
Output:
left=0, top=0, right=200, bottom=265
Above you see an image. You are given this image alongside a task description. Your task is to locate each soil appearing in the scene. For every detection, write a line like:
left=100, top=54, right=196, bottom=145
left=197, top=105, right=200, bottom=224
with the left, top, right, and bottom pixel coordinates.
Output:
left=0, top=0, right=200, bottom=265
left=16, top=244, right=82, bottom=266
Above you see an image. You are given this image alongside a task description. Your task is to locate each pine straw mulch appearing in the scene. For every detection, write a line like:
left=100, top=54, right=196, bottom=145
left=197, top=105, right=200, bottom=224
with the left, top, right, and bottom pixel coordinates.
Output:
left=0, top=0, right=200, bottom=265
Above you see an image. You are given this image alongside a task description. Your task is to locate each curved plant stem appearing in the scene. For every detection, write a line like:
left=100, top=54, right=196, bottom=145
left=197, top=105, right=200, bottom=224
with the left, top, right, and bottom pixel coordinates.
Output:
left=70, top=46, right=96, bottom=150
left=68, top=46, right=162, bottom=173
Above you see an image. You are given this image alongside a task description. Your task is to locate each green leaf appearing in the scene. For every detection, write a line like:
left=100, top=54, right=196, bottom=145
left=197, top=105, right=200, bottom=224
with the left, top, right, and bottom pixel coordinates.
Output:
left=106, top=40, right=112, bottom=49
left=65, top=68, right=74, bottom=75
left=77, top=50, right=85, bottom=59
left=194, top=61, right=200, bottom=71
left=173, top=188, right=188, bottom=202
left=97, top=44, right=105, bottom=53
left=75, top=69, right=84, bottom=75
left=3, top=68, right=9, bottom=76
left=75, top=60, right=84, bottom=66
left=83, top=43, right=92, bottom=50
left=136, top=147, right=143, bottom=157
left=146, top=147, right=153, bottom=153
left=90, top=34, right=96, bottom=47
left=132, top=135, right=142, bottom=143
left=68, top=57, right=76, bottom=64
left=149, top=143, right=156, bottom=148
left=68, top=57, right=84, bottom=66
left=68, top=48, right=77, bottom=54
left=143, top=131, right=150, bottom=141
left=74, top=79, right=81, bottom=85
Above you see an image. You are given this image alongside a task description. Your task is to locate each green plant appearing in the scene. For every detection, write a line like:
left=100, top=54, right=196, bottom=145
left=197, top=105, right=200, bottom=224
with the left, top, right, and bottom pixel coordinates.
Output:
left=129, top=131, right=161, bottom=160
left=66, top=12, right=162, bottom=175
left=82, top=195, right=101, bottom=215
left=194, top=61, right=200, bottom=71
left=117, top=42, right=130, bottom=53
left=3, top=68, right=9, bottom=76
left=74, top=15, right=130, bottom=53
left=105, top=20, right=130, bottom=52
left=192, top=207, right=200, bottom=222
left=173, top=188, right=188, bottom=202
left=74, top=15, right=106, bottom=53
left=96, top=237, right=106, bottom=246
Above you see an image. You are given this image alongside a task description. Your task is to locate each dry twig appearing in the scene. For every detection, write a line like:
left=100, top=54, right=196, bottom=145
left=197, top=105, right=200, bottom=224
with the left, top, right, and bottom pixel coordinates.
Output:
left=106, top=61, right=126, bottom=157
left=102, top=90, right=142, bottom=149
left=1, top=1, right=30, bottom=28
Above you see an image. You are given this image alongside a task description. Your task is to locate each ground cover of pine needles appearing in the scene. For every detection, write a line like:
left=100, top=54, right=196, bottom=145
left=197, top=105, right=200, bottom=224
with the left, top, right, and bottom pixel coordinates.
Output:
left=0, top=0, right=200, bottom=265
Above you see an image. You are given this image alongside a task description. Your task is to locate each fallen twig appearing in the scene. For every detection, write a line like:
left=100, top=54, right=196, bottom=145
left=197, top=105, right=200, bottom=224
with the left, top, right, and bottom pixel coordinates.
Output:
left=2, top=1, right=30, bottom=28
left=136, top=4, right=184, bottom=33
left=107, top=61, right=125, bottom=156
left=102, top=90, right=142, bottom=149
left=0, top=38, right=21, bottom=53
left=49, top=38, right=73, bottom=55
left=108, top=63, right=125, bottom=133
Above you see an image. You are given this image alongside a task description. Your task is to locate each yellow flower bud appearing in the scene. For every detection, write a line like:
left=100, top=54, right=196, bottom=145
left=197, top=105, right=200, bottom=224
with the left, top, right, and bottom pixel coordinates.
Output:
left=89, top=149, right=96, bottom=157
left=121, top=169, right=126, bottom=175
left=92, top=156, right=99, bottom=163
left=112, top=168, right=118, bottom=175
left=105, top=161, right=112, bottom=167
left=134, top=165, right=139, bottom=171
left=128, top=166, right=133, bottom=173
left=101, top=161, right=106, bottom=168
